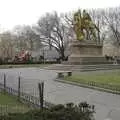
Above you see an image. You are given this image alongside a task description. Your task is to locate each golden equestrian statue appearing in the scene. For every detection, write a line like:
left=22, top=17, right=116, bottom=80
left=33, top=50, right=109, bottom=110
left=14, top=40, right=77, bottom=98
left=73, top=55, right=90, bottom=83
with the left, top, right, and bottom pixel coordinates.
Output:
left=73, top=9, right=99, bottom=41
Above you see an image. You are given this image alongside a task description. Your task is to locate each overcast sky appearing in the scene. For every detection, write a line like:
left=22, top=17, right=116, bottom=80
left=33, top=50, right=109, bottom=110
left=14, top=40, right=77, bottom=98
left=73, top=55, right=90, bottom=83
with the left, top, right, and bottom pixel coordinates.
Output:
left=0, top=0, right=120, bottom=32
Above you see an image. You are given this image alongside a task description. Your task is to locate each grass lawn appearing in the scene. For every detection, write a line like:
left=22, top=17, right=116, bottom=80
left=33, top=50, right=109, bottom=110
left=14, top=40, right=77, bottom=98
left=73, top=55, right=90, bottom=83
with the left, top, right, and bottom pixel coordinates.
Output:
left=0, top=92, right=30, bottom=115
left=64, top=70, right=120, bottom=91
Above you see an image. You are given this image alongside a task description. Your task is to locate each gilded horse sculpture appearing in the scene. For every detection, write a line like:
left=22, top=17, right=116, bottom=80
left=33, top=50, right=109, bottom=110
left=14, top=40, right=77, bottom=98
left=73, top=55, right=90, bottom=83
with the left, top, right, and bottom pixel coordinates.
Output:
left=73, top=9, right=99, bottom=41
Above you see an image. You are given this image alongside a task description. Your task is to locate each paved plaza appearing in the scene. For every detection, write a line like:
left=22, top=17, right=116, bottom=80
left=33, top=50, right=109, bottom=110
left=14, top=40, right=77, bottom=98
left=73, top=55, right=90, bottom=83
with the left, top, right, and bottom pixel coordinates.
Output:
left=0, top=68, right=120, bottom=120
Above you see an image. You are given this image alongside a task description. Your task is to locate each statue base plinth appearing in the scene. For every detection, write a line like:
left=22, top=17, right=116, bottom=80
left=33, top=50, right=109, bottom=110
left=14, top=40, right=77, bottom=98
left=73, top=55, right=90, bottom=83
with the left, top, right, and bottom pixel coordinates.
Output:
left=67, top=40, right=111, bottom=65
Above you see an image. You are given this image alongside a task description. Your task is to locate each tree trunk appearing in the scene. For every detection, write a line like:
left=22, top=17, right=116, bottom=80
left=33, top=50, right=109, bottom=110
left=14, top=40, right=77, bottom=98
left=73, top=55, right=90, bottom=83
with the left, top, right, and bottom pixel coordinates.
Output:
left=97, top=20, right=101, bottom=44
left=60, top=51, right=65, bottom=61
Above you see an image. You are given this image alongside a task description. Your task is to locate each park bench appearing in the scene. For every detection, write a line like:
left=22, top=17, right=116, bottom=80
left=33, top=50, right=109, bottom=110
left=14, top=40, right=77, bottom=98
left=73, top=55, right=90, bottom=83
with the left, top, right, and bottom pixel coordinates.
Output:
left=57, top=71, right=72, bottom=78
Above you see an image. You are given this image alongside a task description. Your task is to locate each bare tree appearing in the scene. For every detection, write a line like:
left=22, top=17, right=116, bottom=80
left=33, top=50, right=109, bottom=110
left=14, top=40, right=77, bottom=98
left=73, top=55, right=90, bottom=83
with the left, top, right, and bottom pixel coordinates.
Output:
left=103, top=7, right=120, bottom=46
left=0, top=31, right=16, bottom=60
left=88, top=8, right=107, bottom=44
left=35, top=12, right=71, bottom=60
left=13, top=25, right=28, bottom=50
left=63, top=12, right=76, bottom=41
left=13, top=25, right=41, bottom=51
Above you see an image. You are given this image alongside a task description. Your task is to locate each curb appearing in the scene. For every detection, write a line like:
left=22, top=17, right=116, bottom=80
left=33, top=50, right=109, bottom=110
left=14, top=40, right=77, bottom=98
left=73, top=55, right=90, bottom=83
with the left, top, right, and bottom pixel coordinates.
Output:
left=55, top=79, right=120, bottom=95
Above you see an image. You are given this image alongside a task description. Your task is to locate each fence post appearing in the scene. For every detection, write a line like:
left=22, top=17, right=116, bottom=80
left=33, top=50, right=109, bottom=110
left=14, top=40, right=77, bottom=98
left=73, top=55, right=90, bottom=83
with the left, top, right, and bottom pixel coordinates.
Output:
left=18, top=76, right=21, bottom=101
left=38, top=81, right=44, bottom=109
left=4, top=73, right=6, bottom=94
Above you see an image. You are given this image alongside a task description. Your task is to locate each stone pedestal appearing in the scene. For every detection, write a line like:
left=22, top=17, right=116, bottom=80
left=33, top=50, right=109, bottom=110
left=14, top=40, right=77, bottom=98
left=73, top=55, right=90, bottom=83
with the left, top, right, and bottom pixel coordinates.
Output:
left=68, top=40, right=109, bottom=65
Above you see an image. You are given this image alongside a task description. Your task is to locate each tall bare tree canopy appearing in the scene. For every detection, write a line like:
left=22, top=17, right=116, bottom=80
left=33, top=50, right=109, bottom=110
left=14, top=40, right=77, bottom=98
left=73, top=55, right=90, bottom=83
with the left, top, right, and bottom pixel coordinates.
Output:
left=103, top=7, right=120, bottom=46
left=13, top=25, right=41, bottom=51
left=0, top=31, right=16, bottom=60
left=35, top=12, right=71, bottom=60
